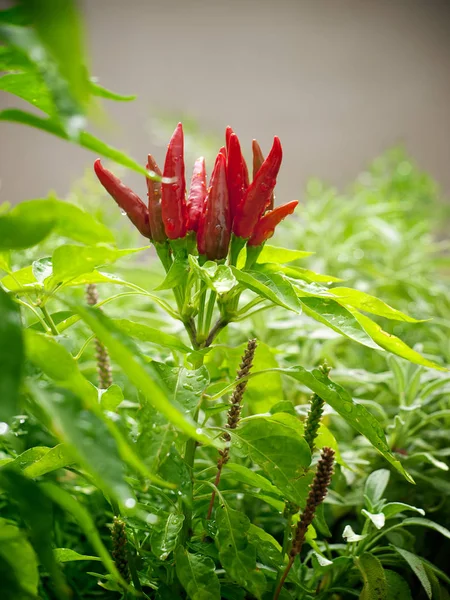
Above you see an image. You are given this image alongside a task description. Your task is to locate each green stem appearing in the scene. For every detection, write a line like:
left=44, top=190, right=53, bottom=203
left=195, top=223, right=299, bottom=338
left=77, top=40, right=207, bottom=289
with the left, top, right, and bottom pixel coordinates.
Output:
left=197, top=285, right=207, bottom=338
left=40, top=304, right=59, bottom=335
left=16, top=298, right=50, bottom=332
left=203, top=290, right=217, bottom=336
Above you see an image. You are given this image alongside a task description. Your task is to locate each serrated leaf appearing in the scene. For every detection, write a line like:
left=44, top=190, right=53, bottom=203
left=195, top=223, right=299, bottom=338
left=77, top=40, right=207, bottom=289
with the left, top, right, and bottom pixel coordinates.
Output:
left=151, top=513, right=184, bottom=560
left=299, top=297, right=381, bottom=349
left=392, top=546, right=432, bottom=599
left=175, top=547, right=221, bottom=600
left=0, top=288, right=23, bottom=422
left=232, top=267, right=301, bottom=313
left=215, top=504, right=266, bottom=599
left=230, top=413, right=312, bottom=505
left=356, top=552, right=388, bottom=600
left=154, top=364, right=210, bottom=418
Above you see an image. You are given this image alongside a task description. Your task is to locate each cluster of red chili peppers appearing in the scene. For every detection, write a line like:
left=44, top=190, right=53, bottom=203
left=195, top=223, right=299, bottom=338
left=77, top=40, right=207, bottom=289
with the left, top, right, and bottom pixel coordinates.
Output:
left=94, top=123, right=298, bottom=263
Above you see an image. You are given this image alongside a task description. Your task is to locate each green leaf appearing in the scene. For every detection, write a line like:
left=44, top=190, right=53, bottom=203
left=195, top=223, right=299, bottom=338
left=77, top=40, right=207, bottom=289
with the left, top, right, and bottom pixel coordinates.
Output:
left=0, top=198, right=114, bottom=251
left=136, top=405, right=175, bottom=473
left=74, top=306, right=218, bottom=447
left=392, top=546, right=432, bottom=599
left=189, top=257, right=238, bottom=294
left=0, top=518, right=39, bottom=599
left=1, top=265, right=38, bottom=291
left=175, top=547, right=221, bottom=600
left=51, top=245, right=144, bottom=283
left=0, top=109, right=150, bottom=176
left=0, top=251, right=10, bottom=272
left=0, top=71, right=55, bottom=114
left=0, top=289, right=23, bottom=422
left=385, top=571, right=413, bottom=600
left=231, top=266, right=301, bottom=313
left=299, top=297, right=381, bottom=349
left=89, top=79, right=136, bottom=102
left=353, top=310, right=444, bottom=371
left=113, top=318, right=192, bottom=354
left=150, top=512, right=184, bottom=560
left=224, top=463, right=283, bottom=497
left=54, top=548, right=100, bottom=562
left=247, top=524, right=282, bottom=569
left=156, top=255, right=189, bottom=290
left=40, top=482, right=124, bottom=585
left=99, top=384, right=124, bottom=411
left=382, top=502, right=425, bottom=520
left=274, top=366, right=414, bottom=482
left=32, top=256, right=53, bottom=283
left=280, top=264, right=342, bottom=283
left=25, top=330, right=173, bottom=488
left=155, top=364, right=210, bottom=418
left=364, top=469, right=390, bottom=507
left=230, top=413, right=312, bottom=505
left=0, top=470, right=68, bottom=597
left=34, top=387, right=132, bottom=504
left=399, top=517, right=450, bottom=540
left=256, top=245, right=313, bottom=264
left=356, top=553, right=388, bottom=600
left=331, top=287, right=423, bottom=323
left=23, top=444, right=75, bottom=478
left=215, top=503, right=266, bottom=599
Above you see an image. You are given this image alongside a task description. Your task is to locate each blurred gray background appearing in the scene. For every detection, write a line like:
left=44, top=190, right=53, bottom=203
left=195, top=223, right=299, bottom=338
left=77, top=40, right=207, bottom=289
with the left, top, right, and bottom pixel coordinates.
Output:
left=1, top=0, right=450, bottom=205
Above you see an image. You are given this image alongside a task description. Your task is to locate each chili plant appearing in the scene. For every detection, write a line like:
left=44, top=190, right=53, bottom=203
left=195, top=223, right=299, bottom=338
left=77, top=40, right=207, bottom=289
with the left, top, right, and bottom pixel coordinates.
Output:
left=1, top=119, right=448, bottom=600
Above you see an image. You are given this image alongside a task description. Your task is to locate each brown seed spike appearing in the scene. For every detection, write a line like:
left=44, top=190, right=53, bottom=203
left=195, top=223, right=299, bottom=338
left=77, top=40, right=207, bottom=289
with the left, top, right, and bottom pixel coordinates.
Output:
left=274, top=447, right=335, bottom=600
left=85, top=284, right=113, bottom=389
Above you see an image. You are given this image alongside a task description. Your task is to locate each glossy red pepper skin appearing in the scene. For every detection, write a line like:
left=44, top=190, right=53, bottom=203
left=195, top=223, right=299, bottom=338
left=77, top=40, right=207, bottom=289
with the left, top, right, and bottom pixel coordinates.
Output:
left=161, top=123, right=188, bottom=239
left=94, top=159, right=151, bottom=238
left=197, top=152, right=231, bottom=260
left=186, top=157, right=207, bottom=232
left=233, top=136, right=282, bottom=238
left=227, top=133, right=249, bottom=220
left=146, top=155, right=166, bottom=244
left=252, top=139, right=274, bottom=211
left=248, top=200, right=298, bottom=246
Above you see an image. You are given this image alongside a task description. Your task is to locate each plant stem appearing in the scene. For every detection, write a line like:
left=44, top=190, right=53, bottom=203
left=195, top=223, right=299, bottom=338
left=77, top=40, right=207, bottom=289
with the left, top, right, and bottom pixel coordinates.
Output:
left=40, top=304, right=59, bottom=335
left=203, top=317, right=229, bottom=347
left=203, top=290, right=217, bottom=336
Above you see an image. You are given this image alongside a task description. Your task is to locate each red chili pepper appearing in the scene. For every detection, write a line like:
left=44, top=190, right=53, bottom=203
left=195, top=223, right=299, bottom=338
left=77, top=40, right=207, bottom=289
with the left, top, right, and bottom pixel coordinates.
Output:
left=197, top=151, right=231, bottom=260
left=145, top=155, right=166, bottom=244
left=94, top=159, right=151, bottom=238
left=252, top=139, right=275, bottom=211
left=186, top=157, right=207, bottom=232
left=233, top=136, right=282, bottom=238
left=227, top=133, right=249, bottom=220
left=248, top=200, right=298, bottom=246
left=161, top=123, right=187, bottom=239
